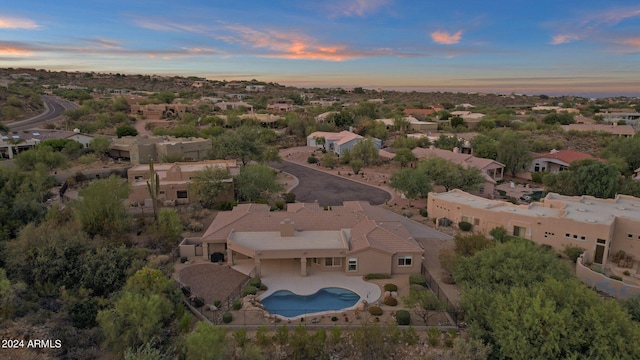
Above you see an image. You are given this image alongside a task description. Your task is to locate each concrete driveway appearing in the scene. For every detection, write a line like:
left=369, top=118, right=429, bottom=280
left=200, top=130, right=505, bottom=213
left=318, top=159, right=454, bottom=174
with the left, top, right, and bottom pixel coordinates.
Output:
left=271, top=161, right=391, bottom=207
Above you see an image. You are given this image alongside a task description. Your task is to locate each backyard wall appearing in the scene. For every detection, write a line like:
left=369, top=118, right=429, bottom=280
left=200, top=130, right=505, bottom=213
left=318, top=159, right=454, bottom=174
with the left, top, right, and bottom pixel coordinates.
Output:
left=576, top=254, right=640, bottom=299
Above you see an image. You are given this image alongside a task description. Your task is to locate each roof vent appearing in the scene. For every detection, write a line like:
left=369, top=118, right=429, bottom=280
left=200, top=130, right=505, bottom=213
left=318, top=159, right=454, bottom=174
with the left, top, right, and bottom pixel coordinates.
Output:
left=586, top=219, right=597, bottom=223
left=617, top=207, right=627, bottom=210
left=577, top=208, right=587, bottom=212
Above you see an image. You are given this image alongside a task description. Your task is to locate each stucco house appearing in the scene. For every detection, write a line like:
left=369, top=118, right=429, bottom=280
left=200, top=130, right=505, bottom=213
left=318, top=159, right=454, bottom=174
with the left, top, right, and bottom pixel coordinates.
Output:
left=530, top=149, right=597, bottom=174
left=427, top=189, right=640, bottom=269
left=192, top=201, right=424, bottom=277
left=109, top=135, right=212, bottom=164
left=127, top=160, right=237, bottom=207
left=412, top=146, right=504, bottom=198
left=307, top=131, right=382, bottom=157
left=561, top=123, right=635, bottom=137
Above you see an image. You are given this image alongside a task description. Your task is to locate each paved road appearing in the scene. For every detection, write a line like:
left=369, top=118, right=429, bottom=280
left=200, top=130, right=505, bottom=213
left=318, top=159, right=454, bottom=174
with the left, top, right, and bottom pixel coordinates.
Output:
left=8, top=95, right=78, bottom=131
left=271, top=161, right=391, bottom=207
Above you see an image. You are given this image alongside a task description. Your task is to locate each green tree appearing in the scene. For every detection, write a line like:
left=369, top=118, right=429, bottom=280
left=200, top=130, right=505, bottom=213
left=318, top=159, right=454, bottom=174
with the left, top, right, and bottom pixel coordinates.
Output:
left=389, top=168, right=432, bottom=206
left=350, top=137, right=379, bottom=166
left=496, top=132, right=531, bottom=176
left=14, top=145, right=69, bottom=171
left=393, top=148, right=416, bottom=167
left=419, top=157, right=485, bottom=192
left=350, top=159, right=364, bottom=175
left=116, top=124, right=139, bottom=138
left=235, top=164, right=283, bottom=202
left=489, top=226, right=507, bottom=243
left=601, top=136, right=640, bottom=174
left=454, top=233, right=494, bottom=257
left=433, top=134, right=465, bottom=151
left=152, top=208, right=183, bottom=252
left=470, top=134, right=498, bottom=159
left=209, top=126, right=269, bottom=166
left=188, top=166, right=233, bottom=208
left=450, top=116, right=464, bottom=128
left=89, top=136, right=112, bottom=157
left=73, top=175, right=130, bottom=238
left=185, top=321, right=229, bottom=360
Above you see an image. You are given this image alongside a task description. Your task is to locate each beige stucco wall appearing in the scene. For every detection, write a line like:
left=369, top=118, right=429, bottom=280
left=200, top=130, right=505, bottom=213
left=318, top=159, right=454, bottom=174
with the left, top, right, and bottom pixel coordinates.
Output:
left=391, top=252, right=422, bottom=274
left=577, top=254, right=640, bottom=299
left=427, top=194, right=614, bottom=264
left=346, top=249, right=392, bottom=276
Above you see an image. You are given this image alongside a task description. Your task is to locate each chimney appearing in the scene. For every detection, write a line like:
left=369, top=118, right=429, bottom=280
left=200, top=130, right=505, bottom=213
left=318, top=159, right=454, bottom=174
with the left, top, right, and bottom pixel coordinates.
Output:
left=453, top=147, right=459, bottom=153
left=280, top=219, right=295, bottom=237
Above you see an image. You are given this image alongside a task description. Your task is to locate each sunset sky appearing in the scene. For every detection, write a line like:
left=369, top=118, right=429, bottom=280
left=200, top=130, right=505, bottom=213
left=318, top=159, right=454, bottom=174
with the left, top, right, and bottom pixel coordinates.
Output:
left=1, top=0, right=640, bottom=96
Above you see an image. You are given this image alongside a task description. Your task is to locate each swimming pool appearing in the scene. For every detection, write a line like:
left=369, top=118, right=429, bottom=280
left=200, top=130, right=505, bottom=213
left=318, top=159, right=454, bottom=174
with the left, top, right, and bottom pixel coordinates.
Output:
left=261, top=287, right=360, bottom=318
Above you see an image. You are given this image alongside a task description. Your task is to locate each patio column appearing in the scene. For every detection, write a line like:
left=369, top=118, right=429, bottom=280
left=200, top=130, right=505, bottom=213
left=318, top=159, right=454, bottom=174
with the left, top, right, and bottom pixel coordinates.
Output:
left=254, top=257, right=261, bottom=277
left=300, top=257, right=307, bottom=277
left=202, top=243, right=209, bottom=260
left=227, top=248, right=234, bottom=266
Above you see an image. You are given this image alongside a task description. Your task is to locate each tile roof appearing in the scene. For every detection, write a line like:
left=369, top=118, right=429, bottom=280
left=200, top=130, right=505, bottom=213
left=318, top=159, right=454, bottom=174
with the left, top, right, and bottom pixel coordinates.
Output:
left=202, top=201, right=422, bottom=255
left=533, top=149, right=595, bottom=164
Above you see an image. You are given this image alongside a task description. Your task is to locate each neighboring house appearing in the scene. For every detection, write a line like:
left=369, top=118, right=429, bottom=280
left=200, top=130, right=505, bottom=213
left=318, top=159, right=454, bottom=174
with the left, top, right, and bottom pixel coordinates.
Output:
left=193, top=201, right=423, bottom=277
left=561, top=124, right=635, bottom=137
left=127, top=160, right=237, bottom=207
left=307, top=131, right=382, bottom=157
left=409, top=120, right=438, bottom=133
left=239, top=113, right=281, bottom=127
left=402, top=108, right=434, bottom=118
left=412, top=146, right=504, bottom=198
left=267, top=98, right=295, bottom=112
left=0, top=135, right=38, bottom=159
left=130, top=103, right=191, bottom=120
left=65, top=132, right=95, bottom=148
left=427, top=189, right=640, bottom=268
left=246, top=85, right=265, bottom=92
left=109, top=135, right=212, bottom=164
left=450, top=111, right=485, bottom=128
left=315, top=111, right=338, bottom=122
left=214, top=101, right=254, bottom=112
left=530, top=149, right=596, bottom=174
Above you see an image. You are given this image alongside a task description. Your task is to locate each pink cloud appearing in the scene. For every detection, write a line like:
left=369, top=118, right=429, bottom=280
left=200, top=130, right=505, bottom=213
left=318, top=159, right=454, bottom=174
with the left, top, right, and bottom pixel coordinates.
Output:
left=550, top=34, right=581, bottom=45
left=0, top=46, right=32, bottom=56
left=431, top=30, right=463, bottom=45
left=216, top=25, right=372, bottom=61
left=619, top=38, right=640, bottom=47
left=326, top=0, right=391, bottom=17
left=0, top=16, right=41, bottom=30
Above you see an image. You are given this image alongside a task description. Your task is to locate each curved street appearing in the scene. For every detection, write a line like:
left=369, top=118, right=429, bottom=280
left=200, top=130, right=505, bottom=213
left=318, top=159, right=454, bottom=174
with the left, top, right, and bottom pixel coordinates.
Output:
left=271, top=160, right=391, bottom=207
left=7, top=95, right=78, bottom=131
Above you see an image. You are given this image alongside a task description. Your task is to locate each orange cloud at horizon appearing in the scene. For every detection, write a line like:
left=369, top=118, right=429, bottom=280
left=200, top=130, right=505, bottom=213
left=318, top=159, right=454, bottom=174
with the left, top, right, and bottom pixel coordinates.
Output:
left=0, top=46, right=32, bottom=56
left=431, top=30, right=463, bottom=45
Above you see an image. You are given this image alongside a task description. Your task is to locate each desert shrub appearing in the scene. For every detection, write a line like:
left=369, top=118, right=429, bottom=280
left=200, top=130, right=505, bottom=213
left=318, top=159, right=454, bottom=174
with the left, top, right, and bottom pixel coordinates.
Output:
left=180, top=256, right=188, bottom=263
left=192, top=297, right=205, bottom=308
left=427, top=327, right=441, bottom=346
left=624, top=270, right=631, bottom=276
left=307, top=156, right=318, bottom=164
left=383, top=283, right=398, bottom=292
left=444, top=329, right=457, bottom=348
left=274, top=200, right=285, bottom=210
left=366, top=273, right=391, bottom=280
left=402, top=210, right=413, bottom=218
left=232, top=299, right=242, bottom=310
left=259, top=284, right=268, bottom=291
left=249, top=277, right=261, bottom=288
left=331, top=316, right=339, bottom=322
left=410, top=284, right=427, bottom=294
left=611, top=275, right=623, bottom=281
left=396, top=310, right=410, bottom=325
left=215, top=201, right=236, bottom=211
left=531, top=172, right=543, bottom=184
left=213, top=299, right=222, bottom=308
left=402, top=326, right=419, bottom=345
left=186, top=220, right=204, bottom=232
left=242, top=285, right=258, bottom=296
left=563, top=245, right=584, bottom=263
left=384, top=297, right=398, bottom=306
left=368, top=306, right=383, bottom=316
left=181, top=286, right=191, bottom=297
left=222, top=311, right=233, bottom=323
left=409, top=274, right=426, bottom=286
left=282, top=192, right=296, bottom=203
left=459, top=221, right=472, bottom=231
left=419, top=208, right=428, bottom=217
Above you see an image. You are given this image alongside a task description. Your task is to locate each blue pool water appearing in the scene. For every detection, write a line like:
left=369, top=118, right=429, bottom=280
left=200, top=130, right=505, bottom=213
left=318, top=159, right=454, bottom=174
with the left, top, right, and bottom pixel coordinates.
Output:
left=262, top=287, right=360, bottom=318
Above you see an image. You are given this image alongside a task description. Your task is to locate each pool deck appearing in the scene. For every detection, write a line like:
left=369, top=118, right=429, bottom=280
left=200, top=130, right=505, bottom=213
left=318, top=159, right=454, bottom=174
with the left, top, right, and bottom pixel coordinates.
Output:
left=232, top=259, right=382, bottom=305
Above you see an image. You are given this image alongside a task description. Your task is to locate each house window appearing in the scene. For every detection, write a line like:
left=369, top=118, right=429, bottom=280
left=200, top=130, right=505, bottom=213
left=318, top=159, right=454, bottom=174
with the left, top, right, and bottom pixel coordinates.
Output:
left=325, top=257, right=342, bottom=267
left=513, top=226, right=527, bottom=238
left=398, top=256, right=412, bottom=267
left=462, top=215, right=473, bottom=223
left=348, top=258, right=357, bottom=271
left=134, top=175, right=144, bottom=180
left=176, top=190, right=188, bottom=199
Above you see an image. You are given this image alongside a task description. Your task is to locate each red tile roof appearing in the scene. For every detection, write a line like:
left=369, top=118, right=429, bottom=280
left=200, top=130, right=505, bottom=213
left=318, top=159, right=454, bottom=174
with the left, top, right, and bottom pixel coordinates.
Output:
left=533, top=149, right=595, bottom=164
